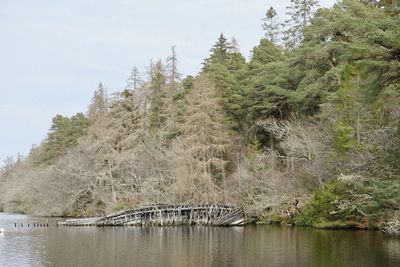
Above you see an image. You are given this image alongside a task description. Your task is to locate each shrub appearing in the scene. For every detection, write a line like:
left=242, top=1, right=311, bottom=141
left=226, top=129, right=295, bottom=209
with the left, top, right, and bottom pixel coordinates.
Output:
left=296, top=176, right=400, bottom=232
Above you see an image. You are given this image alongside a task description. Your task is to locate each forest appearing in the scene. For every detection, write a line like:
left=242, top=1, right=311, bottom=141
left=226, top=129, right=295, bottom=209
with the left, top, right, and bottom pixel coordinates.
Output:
left=1, top=0, right=399, bottom=234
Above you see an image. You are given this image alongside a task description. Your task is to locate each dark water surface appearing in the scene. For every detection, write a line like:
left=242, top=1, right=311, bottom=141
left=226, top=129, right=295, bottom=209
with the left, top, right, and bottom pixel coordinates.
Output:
left=0, top=213, right=399, bottom=267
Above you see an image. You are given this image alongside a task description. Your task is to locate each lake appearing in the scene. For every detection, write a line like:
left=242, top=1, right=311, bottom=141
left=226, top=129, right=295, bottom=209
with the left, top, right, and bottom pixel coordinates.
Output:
left=0, top=212, right=399, bottom=267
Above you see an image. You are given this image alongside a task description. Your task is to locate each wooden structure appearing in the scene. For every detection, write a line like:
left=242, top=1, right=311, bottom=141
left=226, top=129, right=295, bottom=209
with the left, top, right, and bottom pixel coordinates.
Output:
left=59, top=204, right=245, bottom=227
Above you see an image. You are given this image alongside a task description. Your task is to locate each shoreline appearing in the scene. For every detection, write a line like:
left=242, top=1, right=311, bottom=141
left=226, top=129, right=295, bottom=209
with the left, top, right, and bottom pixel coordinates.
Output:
left=0, top=211, right=394, bottom=235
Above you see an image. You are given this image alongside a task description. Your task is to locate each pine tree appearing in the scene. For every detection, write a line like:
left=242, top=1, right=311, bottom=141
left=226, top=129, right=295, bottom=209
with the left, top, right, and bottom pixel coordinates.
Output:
left=202, top=33, right=230, bottom=71
left=360, top=0, right=400, bottom=14
left=149, top=60, right=167, bottom=129
left=202, top=35, right=247, bottom=128
left=283, top=0, right=320, bottom=49
left=37, top=113, right=89, bottom=165
left=293, top=0, right=400, bottom=114
left=227, top=37, right=247, bottom=72
left=164, top=47, right=183, bottom=137
left=243, top=39, right=292, bottom=123
left=262, top=7, right=280, bottom=44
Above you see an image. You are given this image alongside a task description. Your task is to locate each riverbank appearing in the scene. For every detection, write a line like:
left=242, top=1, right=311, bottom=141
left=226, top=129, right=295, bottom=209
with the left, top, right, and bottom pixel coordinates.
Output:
left=1, top=175, right=399, bottom=235
left=253, top=177, right=400, bottom=235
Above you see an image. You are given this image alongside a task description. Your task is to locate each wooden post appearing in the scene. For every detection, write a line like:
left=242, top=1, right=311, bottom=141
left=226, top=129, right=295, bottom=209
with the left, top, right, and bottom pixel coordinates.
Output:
left=149, top=213, right=152, bottom=227
left=159, top=210, right=163, bottom=227
left=166, top=212, right=170, bottom=226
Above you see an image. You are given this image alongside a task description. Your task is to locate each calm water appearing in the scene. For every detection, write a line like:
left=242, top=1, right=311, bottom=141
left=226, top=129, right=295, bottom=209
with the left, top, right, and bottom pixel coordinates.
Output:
left=0, top=213, right=399, bottom=267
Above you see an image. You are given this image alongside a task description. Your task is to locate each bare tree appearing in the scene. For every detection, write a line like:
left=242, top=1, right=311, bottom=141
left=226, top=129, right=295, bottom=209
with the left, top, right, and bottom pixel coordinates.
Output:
left=126, top=67, right=141, bottom=91
left=88, top=83, right=108, bottom=125
left=166, top=46, right=181, bottom=85
left=169, top=75, right=232, bottom=203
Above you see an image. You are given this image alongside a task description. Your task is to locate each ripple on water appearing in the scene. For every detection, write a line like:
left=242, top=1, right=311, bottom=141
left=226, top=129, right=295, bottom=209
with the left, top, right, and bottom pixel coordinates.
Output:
left=1, top=213, right=400, bottom=267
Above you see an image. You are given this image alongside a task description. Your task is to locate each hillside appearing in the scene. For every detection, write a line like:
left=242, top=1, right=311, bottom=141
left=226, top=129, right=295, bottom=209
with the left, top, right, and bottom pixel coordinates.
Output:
left=1, top=0, right=399, bottom=234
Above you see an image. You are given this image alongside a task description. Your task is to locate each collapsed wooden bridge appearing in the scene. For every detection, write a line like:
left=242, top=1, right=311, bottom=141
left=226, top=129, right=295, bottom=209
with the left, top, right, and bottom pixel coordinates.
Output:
left=59, top=204, right=245, bottom=227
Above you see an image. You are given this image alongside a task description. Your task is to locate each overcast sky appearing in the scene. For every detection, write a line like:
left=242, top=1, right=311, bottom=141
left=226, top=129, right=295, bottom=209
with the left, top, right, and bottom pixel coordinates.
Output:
left=0, top=0, right=336, bottom=164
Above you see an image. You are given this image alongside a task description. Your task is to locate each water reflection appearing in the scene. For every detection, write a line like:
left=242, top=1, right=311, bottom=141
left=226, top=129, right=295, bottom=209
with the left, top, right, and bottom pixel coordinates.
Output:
left=0, top=213, right=47, bottom=267
left=1, top=213, right=400, bottom=267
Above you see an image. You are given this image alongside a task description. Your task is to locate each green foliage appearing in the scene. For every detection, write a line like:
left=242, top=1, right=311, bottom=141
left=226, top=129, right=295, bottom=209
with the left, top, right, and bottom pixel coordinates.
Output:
left=208, top=63, right=242, bottom=127
left=246, top=139, right=263, bottom=171
left=182, top=75, right=195, bottom=91
left=294, top=0, right=400, bottom=114
left=202, top=33, right=231, bottom=71
left=250, top=39, right=283, bottom=65
left=283, top=0, right=320, bottom=49
left=243, top=40, right=294, bottom=123
left=297, top=177, right=400, bottom=229
left=202, top=34, right=247, bottom=129
left=37, top=113, right=89, bottom=165
left=262, top=7, right=280, bottom=43
left=2, top=0, right=399, bottom=224
left=332, top=121, right=356, bottom=152
left=296, top=180, right=346, bottom=226
left=149, top=61, right=167, bottom=129
left=331, top=65, right=362, bottom=151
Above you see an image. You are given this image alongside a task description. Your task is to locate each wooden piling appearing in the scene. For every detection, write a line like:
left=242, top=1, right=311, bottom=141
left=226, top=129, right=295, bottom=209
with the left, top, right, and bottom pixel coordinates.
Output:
left=59, top=204, right=245, bottom=227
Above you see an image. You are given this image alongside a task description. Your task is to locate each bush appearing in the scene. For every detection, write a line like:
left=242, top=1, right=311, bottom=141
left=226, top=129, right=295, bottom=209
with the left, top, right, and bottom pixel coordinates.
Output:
left=296, top=179, right=346, bottom=226
left=296, top=176, right=400, bottom=232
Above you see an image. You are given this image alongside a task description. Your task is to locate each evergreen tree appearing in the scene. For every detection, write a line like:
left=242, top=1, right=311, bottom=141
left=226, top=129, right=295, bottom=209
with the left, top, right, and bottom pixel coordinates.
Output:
left=164, top=47, right=185, bottom=137
left=208, top=63, right=241, bottom=128
left=149, top=60, right=167, bottom=129
left=360, top=0, right=399, bottom=11
left=262, top=7, right=280, bottom=44
left=227, top=38, right=247, bottom=73
left=250, top=39, right=283, bottom=65
left=283, top=0, right=320, bottom=49
left=202, top=34, right=247, bottom=129
left=202, top=33, right=230, bottom=71
left=293, top=0, right=400, bottom=114
left=37, top=113, right=89, bottom=165
left=242, top=39, right=293, bottom=125
left=182, top=75, right=195, bottom=91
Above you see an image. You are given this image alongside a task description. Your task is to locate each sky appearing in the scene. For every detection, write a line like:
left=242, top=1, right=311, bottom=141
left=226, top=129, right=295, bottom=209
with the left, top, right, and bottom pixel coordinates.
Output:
left=0, top=0, right=337, bottom=164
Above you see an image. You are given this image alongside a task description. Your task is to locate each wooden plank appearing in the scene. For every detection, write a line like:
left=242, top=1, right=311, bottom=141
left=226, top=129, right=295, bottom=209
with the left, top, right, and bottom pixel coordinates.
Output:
left=58, top=204, right=245, bottom=227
